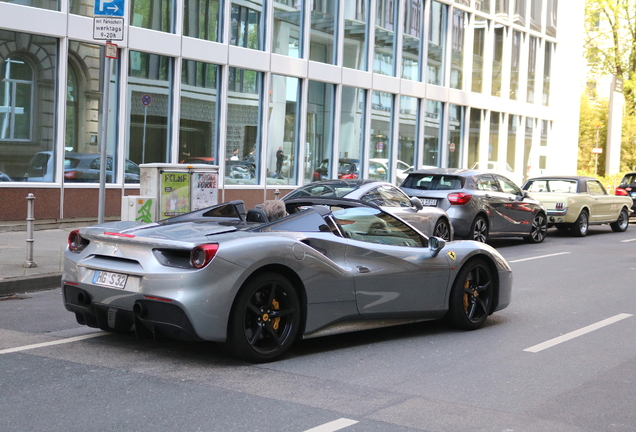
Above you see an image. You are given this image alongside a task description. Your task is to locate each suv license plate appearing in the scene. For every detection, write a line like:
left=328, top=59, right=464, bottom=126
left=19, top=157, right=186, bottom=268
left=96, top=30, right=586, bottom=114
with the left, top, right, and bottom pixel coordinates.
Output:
left=93, top=271, right=128, bottom=289
left=420, top=198, right=437, bottom=206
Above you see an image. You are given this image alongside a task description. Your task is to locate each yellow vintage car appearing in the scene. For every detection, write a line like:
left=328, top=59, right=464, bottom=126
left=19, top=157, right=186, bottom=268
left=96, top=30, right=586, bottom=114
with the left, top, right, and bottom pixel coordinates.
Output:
left=522, top=176, right=633, bottom=236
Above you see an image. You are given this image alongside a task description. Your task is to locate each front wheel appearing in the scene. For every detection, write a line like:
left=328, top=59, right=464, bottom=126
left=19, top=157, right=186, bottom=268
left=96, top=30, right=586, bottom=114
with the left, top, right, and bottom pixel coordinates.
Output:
left=571, top=210, right=589, bottom=237
left=470, top=216, right=489, bottom=243
left=433, top=218, right=451, bottom=241
left=610, top=208, right=629, bottom=232
left=225, top=273, right=300, bottom=363
left=446, top=259, right=494, bottom=330
left=524, top=212, right=547, bottom=243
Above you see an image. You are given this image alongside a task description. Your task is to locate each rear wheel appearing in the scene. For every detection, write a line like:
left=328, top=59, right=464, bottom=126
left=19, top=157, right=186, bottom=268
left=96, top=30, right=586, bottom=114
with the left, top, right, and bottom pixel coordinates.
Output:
left=610, top=208, right=629, bottom=232
left=225, top=273, right=300, bottom=363
left=446, top=259, right=494, bottom=330
left=470, top=216, right=489, bottom=243
left=524, top=212, right=547, bottom=243
left=571, top=210, right=589, bottom=237
left=433, top=218, right=451, bottom=241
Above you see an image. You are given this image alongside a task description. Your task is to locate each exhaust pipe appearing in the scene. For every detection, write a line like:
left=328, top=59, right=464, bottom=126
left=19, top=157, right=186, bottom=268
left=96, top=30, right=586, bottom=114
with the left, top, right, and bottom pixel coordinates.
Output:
left=76, top=292, right=91, bottom=306
left=133, top=302, right=147, bottom=318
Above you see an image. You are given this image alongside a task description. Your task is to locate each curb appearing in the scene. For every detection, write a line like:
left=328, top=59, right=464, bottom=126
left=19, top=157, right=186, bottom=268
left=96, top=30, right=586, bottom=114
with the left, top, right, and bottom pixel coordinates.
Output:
left=0, top=273, right=62, bottom=296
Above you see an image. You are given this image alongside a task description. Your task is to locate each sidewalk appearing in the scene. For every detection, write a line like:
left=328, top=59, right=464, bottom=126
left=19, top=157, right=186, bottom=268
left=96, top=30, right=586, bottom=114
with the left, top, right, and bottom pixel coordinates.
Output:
left=0, top=220, right=99, bottom=296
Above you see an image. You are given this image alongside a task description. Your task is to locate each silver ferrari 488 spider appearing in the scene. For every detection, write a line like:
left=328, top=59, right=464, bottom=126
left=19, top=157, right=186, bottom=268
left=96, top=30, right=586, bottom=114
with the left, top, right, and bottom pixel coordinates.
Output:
left=62, top=197, right=512, bottom=362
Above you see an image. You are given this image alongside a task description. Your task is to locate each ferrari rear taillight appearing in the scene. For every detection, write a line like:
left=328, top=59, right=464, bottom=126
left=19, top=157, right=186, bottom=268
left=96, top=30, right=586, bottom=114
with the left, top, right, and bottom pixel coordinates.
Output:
left=68, top=230, right=88, bottom=252
left=615, top=188, right=629, bottom=196
left=191, top=244, right=219, bottom=269
left=448, top=192, right=473, bottom=205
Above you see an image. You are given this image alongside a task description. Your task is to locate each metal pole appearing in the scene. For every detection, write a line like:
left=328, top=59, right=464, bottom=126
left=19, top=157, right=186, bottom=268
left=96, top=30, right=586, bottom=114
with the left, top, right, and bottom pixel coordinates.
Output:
left=98, top=47, right=112, bottom=225
left=23, top=193, right=37, bottom=268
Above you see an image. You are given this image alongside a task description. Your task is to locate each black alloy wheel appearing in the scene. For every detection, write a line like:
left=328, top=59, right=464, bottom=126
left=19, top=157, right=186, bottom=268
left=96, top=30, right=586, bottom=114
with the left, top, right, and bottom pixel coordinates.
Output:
left=433, top=219, right=451, bottom=241
left=610, top=208, right=629, bottom=232
left=524, top=212, right=548, bottom=243
left=571, top=210, right=589, bottom=237
left=446, top=260, right=493, bottom=330
left=226, top=273, right=300, bottom=363
left=470, top=216, right=489, bottom=243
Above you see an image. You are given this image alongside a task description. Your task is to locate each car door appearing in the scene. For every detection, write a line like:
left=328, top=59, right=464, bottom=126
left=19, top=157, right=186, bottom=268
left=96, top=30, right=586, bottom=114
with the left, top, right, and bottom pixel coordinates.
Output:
left=475, top=174, right=509, bottom=234
left=333, top=206, right=450, bottom=316
left=360, top=185, right=432, bottom=234
left=587, top=180, right=614, bottom=221
left=495, top=175, right=534, bottom=233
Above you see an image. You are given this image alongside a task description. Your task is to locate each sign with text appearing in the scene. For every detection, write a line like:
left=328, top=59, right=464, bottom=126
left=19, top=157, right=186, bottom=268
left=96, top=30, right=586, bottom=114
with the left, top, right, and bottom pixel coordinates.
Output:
left=160, top=172, right=190, bottom=218
left=94, top=0, right=124, bottom=16
left=93, top=17, right=124, bottom=41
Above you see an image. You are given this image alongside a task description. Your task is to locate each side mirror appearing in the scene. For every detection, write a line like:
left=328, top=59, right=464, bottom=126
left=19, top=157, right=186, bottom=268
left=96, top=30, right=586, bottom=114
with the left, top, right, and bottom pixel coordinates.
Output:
left=428, top=236, right=446, bottom=257
left=516, top=191, right=529, bottom=201
left=410, top=196, right=424, bottom=210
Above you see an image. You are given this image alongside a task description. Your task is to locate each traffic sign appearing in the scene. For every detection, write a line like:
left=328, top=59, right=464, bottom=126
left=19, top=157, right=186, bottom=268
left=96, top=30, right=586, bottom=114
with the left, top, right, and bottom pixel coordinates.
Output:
left=449, top=142, right=456, bottom=152
left=142, top=94, right=152, bottom=106
left=93, top=17, right=124, bottom=41
left=592, top=147, right=603, bottom=154
left=94, top=0, right=124, bottom=16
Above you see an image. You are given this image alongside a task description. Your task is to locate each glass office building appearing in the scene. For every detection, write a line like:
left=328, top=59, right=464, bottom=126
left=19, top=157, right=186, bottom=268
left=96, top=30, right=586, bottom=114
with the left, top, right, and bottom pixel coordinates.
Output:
left=0, top=0, right=584, bottom=220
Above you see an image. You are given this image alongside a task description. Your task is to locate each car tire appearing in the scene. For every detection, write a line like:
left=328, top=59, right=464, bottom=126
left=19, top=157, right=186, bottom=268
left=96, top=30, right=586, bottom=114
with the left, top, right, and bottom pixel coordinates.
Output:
left=524, top=212, right=547, bottom=243
left=446, top=259, right=493, bottom=330
left=225, top=272, right=300, bottom=363
left=433, top=218, right=451, bottom=241
left=571, top=210, right=589, bottom=237
left=610, top=208, right=629, bottom=232
left=470, top=215, right=489, bottom=243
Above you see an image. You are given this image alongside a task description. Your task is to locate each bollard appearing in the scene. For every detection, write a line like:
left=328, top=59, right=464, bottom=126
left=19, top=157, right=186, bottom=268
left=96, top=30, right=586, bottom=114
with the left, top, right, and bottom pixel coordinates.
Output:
left=23, top=193, right=37, bottom=268
left=274, top=189, right=280, bottom=200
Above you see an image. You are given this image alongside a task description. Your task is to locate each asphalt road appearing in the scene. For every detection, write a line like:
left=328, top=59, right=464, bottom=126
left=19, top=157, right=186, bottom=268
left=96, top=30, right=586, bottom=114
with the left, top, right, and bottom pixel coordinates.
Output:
left=1, top=225, right=635, bottom=432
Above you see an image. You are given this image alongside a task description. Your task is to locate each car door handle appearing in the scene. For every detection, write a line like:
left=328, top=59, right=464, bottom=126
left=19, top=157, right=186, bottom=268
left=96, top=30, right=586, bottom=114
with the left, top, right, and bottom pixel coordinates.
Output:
left=484, top=194, right=492, bottom=199
left=357, top=266, right=371, bottom=273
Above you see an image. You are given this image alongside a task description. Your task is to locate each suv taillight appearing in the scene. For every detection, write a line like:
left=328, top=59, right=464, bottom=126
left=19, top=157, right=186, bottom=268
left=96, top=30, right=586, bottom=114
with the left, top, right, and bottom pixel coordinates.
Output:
left=448, top=192, right=473, bottom=205
left=615, top=188, right=629, bottom=196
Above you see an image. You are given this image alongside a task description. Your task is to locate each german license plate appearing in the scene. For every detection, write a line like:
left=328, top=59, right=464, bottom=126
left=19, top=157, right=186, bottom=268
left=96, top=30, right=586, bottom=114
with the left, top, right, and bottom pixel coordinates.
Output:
left=93, top=270, right=128, bottom=289
left=419, top=198, right=437, bottom=206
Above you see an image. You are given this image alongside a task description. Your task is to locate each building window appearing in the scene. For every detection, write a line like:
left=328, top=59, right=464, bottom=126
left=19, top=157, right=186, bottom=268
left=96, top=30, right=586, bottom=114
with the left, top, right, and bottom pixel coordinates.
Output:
left=513, top=0, right=526, bottom=26
left=398, top=96, right=418, bottom=183
left=131, top=0, right=175, bottom=33
left=343, top=0, right=368, bottom=71
left=447, top=104, right=464, bottom=168
left=527, top=36, right=537, bottom=103
left=530, top=0, right=542, bottom=32
left=489, top=111, right=500, bottom=161
left=546, top=0, right=558, bottom=37
left=183, top=0, right=221, bottom=42
left=427, top=1, right=446, bottom=86
left=450, top=9, right=467, bottom=90
left=273, top=0, right=303, bottom=58
left=0, top=57, right=33, bottom=141
left=543, top=42, right=552, bottom=106
left=231, top=1, right=264, bottom=50
left=507, top=114, right=519, bottom=171
left=492, top=24, right=505, bottom=96
left=226, top=67, right=263, bottom=185
left=127, top=51, right=173, bottom=169
left=339, top=86, right=366, bottom=172
left=180, top=60, right=220, bottom=166
left=401, top=0, right=423, bottom=81
left=267, top=74, right=300, bottom=185
left=369, top=91, right=393, bottom=180
left=468, top=108, right=482, bottom=169
left=305, top=80, right=335, bottom=184
left=472, top=16, right=488, bottom=93
left=510, top=30, right=521, bottom=100
left=309, top=0, right=337, bottom=64
left=374, top=0, right=398, bottom=76
left=424, top=100, right=442, bottom=166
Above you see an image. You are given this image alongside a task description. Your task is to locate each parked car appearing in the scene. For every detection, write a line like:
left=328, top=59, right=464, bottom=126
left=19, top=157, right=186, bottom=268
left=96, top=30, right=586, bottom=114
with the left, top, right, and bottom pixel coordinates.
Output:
left=614, top=172, right=636, bottom=212
left=26, top=151, right=140, bottom=183
left=522, top=176, right=632, bottom=236
left=0, top=170, right=13, bottom=181
left=400, top=168, right=548, bottom=243
left=283, top=179, right=454, bottom=240
left=62, top=197, right=512, bottom=362
left=312, top=158, right=394, bottom=182
left=370, top=158, right=413, bottom=184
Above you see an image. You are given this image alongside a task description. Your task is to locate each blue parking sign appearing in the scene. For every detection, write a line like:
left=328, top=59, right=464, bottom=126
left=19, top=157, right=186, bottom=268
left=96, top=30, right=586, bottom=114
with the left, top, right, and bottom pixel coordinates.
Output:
left=94, top=0, right=124, bottom=16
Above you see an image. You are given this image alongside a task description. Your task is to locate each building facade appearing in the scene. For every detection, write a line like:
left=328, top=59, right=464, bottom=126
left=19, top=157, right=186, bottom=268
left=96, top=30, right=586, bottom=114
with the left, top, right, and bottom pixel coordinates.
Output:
left=0, top=0, right=585, bottom=221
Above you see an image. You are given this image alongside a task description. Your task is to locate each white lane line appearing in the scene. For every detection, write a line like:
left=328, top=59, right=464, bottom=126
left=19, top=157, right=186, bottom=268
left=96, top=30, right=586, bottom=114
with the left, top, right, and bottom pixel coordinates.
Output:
left=303, top=418, right=359, bottom=432
left=0, top=332, right=107, bottom=355
left=524, top=313, right=633, bottom=353
left=620, top=238, right=636, bottom=243
left=509, top=252, right=570, bottom=263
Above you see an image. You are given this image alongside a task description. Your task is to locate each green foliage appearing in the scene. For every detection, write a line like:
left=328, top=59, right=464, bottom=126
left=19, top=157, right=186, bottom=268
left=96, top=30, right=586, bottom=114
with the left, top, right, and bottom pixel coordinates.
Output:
left=578, top=95, right=608, bottom=175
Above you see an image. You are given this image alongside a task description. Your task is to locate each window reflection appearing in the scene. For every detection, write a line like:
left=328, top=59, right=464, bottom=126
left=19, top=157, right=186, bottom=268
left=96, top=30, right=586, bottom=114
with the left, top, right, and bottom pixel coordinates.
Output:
left=273, top=0, right=303, bottom=58
left=343, top=1, right=368, bottom=70
left=131, top=0, right=175, bottom=33
left=231, top=0, right=264, bottom=50
left=543, top=42, right=552, bottom=106
left=309, top=0, right=337, bottom=64
left=306, top=81, right=334, bottom=184
left=267, top=74, right=299, bottom=185
left=339, top=86, right=365, bottom=174
left=369, top=91, right=393, bottom=181
left=401, top=0, right=422, bottom=81
left=427, top=1, right=446, bottom=86
left=374, top=0, right=397, bottom=76
left=527, top=36, right=537, bottom=103
left=450, top=9, right=467, bottom=90
left=468, top=108, right=482, bottom=169
left=510, top=30, right=521, bottom=100
left=492, top=24, right=505, bottom=96
left=183, top=0, right=220, bottom=42
left=424, top=100, right=441, bottom=167
left=472, top=17, right=487, bottom=93
left=447, top=104, right=463, bottom=168
left=398, top=96, right=417, bottom=184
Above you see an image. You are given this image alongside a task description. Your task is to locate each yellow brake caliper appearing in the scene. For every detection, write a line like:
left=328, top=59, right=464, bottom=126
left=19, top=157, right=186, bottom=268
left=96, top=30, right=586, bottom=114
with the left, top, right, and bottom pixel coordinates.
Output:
left=272, top=299, right=280, bottom=330
left=463, top=278, right=470, bottom=311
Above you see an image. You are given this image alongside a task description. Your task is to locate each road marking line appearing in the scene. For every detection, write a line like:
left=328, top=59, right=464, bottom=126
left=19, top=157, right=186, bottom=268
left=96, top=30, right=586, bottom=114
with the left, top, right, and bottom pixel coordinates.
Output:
left=620, top=238, right=636, bottom=243
left=509, top=252, right=570, bottom=263
left=303, top=418, right=359, bottom=432
left=0, top=332, right=107, bottom=355
left=524, top=313, right=633, bottom=353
